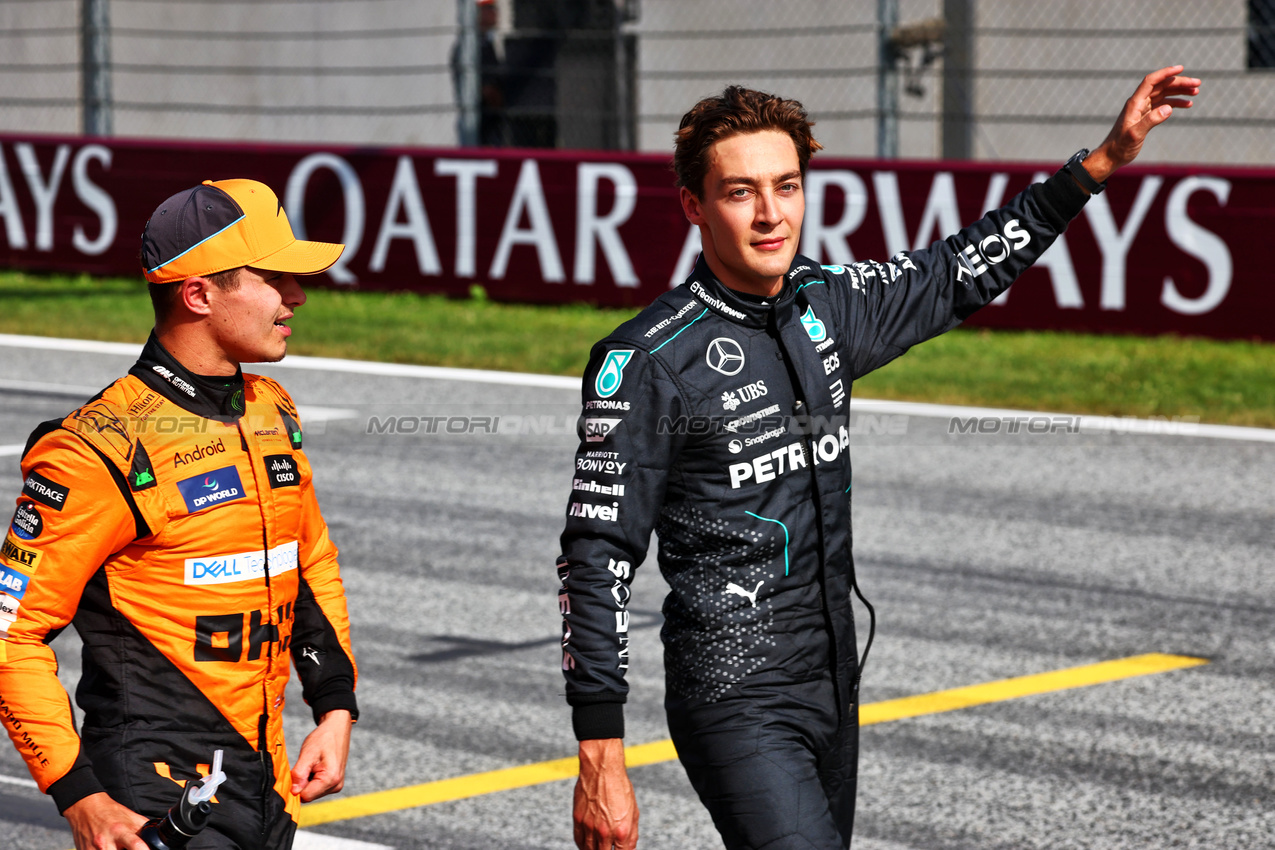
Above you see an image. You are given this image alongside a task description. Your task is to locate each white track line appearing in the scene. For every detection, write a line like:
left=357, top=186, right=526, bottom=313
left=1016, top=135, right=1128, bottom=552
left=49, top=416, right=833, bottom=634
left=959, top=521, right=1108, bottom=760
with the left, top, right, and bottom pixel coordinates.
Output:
left=1, top=333, right=1271, bottom=442
left=293, top=831, right=396, bottom=850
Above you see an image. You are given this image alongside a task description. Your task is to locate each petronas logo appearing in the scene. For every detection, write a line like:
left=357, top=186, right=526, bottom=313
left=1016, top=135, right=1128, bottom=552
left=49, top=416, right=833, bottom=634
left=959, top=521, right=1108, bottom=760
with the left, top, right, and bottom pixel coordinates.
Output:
left=594, top=350, right=634, bottom=399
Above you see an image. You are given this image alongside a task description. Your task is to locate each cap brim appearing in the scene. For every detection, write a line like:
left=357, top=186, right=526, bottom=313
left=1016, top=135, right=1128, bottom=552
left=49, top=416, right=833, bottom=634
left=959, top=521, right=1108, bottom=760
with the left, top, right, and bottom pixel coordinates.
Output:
left=251, top=239, right=345, bottom=276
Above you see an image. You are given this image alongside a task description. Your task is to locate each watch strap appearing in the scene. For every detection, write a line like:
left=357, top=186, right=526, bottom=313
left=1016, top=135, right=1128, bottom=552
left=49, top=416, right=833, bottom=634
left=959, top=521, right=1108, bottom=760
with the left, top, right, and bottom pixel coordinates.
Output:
left=1064, top=148, right=1106, bottom=195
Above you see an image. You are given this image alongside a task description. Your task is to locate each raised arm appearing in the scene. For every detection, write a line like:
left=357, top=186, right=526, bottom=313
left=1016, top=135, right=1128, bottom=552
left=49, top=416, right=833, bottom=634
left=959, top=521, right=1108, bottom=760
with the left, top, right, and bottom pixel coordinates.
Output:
left=1075, top=65, right=1200, bottom=186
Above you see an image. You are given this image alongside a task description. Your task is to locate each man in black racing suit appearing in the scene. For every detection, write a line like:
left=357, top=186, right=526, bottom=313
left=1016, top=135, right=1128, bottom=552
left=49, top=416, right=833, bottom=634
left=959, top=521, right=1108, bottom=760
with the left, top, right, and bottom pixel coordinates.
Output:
left=558, top=69, right=1199, bottom=850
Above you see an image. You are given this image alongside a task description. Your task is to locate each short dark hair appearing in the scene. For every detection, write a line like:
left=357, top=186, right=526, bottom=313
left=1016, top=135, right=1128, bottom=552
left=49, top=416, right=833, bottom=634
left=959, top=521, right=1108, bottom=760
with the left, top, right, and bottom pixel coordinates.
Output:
left=147, top=267, right=242, bottom=326
left=673, top=86, right=823, bottom=198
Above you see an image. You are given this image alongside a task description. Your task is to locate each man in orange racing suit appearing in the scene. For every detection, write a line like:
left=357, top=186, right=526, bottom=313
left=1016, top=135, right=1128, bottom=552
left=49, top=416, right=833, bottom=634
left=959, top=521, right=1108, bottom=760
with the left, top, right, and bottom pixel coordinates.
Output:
left=0, top=179, right=359, bottom=850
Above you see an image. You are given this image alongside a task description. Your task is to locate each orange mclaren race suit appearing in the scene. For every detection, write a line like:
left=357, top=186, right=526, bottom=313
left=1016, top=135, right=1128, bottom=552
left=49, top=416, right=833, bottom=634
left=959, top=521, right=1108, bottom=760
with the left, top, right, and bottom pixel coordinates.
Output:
left=0, top=334, right=358, bottom=849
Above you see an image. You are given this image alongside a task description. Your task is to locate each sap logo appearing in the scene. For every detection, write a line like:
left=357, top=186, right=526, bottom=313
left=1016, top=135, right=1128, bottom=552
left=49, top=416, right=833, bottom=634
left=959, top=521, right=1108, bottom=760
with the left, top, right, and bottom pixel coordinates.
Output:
left=584, top=418, right=622, bottom=443
left=568, top=501, right=619, bottom=522
left=954, top=219, right=1031, bottom=284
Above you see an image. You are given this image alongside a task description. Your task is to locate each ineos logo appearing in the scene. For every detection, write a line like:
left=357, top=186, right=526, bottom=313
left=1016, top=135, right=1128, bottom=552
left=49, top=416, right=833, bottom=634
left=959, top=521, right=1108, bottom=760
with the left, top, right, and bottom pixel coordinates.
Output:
left=706, top=338, right=745, bottom=376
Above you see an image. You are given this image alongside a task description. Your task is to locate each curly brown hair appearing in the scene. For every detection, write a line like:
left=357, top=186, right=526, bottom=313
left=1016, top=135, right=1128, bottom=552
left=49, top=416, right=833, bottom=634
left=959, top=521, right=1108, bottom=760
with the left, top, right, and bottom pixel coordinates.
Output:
left=673, top=86, right=823, bottom=198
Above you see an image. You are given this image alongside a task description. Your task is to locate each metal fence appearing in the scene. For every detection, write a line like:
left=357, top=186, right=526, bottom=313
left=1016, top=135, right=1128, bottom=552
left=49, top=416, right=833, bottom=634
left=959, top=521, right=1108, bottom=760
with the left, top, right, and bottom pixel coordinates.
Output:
left=0, top=0, right=1273, bottom=165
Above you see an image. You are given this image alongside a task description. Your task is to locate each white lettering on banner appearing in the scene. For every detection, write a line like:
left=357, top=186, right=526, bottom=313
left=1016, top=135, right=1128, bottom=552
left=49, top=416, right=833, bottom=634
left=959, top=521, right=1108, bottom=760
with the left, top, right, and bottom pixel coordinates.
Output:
left=981, top=172, right=1011, bottom=215
left=670, top=224, right=701, bottom=288
left=184, top=540, right=299, bottom=586
left=435, top=158, right=498, bottom=278
left=369, top=156, right=441, bottom=275
left=0, top=145, right=27, bottom=250
left=1087, top=176, right=1164, bottom=310
left=1162, top=176, right=1233, bottom=316
left=912, top=171, right=962, bottom=251
left=576, top=163, right=638, bottom=286
left=489, top=159, right=565, bottom=282
left=71, top=145, right=116, bottom=256
left=285, top=153, right=366, bottom=285
left=872, top=171, right=907, bottom=257
left=15, top=143, right=70, bottom=252
left=802, top=170, right=868, bottom=265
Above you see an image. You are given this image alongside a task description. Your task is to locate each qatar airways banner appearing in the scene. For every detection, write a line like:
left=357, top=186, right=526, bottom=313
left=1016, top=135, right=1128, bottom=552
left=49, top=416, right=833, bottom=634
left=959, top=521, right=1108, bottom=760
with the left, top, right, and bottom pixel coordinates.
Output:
left=0, top=134, right=1268, bottom=340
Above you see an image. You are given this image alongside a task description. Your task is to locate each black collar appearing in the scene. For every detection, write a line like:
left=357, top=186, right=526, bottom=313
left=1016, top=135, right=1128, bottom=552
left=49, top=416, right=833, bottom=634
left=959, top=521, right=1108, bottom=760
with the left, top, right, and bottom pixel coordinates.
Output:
left=128, top=332, right=246, bottom=422
left=685, top=253, right=825, bottom=327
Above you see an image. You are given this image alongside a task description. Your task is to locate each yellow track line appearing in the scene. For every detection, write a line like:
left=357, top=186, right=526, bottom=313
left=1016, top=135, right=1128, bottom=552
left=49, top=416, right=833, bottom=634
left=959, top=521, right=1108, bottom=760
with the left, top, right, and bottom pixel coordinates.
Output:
left=299, top=652, right=1206, bottom=827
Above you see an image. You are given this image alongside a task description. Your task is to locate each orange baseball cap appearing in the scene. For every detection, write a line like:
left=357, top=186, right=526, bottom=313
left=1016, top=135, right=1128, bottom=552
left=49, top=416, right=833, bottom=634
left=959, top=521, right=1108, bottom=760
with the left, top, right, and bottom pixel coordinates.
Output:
left=140, top=178, right=344, bottom=284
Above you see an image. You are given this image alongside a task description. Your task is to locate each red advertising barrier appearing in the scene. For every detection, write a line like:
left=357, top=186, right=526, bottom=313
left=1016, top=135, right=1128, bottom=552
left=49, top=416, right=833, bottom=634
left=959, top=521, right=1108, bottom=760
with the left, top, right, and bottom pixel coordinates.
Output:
left=0, top=133, right=1269, bottom=341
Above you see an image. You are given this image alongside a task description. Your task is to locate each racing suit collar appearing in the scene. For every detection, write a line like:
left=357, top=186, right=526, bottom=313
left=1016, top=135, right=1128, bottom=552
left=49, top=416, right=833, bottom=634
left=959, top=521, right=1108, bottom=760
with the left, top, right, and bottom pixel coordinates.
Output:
left=686, top=253, right=826, bottom=327
left=128, top=332, right=247, bottom=422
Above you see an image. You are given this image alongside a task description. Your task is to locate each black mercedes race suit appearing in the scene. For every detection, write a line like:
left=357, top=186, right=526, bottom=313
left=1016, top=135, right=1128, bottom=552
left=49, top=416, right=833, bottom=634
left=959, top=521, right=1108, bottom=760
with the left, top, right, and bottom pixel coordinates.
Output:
left=557, top=168, right=1090, bottom=849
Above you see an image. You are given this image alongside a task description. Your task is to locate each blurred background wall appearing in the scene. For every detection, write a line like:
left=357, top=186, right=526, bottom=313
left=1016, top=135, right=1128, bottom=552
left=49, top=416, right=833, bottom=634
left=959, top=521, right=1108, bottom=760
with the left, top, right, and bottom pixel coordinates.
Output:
left=0, top=0, right=1271, bottom=163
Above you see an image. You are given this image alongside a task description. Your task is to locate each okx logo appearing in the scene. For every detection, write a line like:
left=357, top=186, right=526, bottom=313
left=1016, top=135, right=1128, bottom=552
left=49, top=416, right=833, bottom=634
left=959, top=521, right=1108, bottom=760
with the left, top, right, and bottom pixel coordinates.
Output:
left=595, top=350, right=634, bottom=399
left=176, top=466, right=246, bottom=514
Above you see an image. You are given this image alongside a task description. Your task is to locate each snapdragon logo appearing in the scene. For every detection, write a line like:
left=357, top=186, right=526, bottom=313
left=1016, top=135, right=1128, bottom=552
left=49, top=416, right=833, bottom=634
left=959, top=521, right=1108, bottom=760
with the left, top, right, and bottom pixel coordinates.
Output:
left=176, top=466, right=246, bottom=514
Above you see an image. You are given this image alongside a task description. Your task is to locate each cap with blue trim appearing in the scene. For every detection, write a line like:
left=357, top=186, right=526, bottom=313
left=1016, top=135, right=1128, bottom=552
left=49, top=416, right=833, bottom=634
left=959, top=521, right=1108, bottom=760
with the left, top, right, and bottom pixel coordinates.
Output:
left=140, top=179, right=344, bottom=284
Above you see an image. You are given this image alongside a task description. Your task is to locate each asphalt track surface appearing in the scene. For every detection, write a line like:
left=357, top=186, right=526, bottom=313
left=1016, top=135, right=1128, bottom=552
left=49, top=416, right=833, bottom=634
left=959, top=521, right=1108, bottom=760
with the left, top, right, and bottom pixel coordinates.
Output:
left=0, top=334, right=1271, bottom=850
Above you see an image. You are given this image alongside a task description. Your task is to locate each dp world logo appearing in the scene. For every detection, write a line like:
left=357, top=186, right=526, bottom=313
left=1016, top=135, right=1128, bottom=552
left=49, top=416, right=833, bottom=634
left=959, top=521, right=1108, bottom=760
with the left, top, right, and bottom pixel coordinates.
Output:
left=595, top=350, right=634, bottom=398
left=800, top=306, right=826, bottom=342
left=706, top=338, right=745, bottom=376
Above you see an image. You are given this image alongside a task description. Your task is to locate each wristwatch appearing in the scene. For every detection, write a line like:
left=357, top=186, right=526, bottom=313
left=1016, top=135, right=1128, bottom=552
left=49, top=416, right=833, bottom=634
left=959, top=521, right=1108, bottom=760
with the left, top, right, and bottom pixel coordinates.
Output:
left=1064, top=148, right=1106, bottom=195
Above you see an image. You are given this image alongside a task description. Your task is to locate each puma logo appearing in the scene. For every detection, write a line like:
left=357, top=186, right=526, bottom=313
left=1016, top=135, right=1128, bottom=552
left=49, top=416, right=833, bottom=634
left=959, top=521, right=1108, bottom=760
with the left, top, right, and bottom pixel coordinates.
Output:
left=726, top=580, right=764, bottom=608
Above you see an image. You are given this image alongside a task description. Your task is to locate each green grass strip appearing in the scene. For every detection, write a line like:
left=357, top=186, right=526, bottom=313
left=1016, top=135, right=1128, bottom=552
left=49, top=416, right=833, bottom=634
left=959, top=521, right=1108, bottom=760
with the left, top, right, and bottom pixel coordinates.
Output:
left=1, top=270, right=1270, bottom=427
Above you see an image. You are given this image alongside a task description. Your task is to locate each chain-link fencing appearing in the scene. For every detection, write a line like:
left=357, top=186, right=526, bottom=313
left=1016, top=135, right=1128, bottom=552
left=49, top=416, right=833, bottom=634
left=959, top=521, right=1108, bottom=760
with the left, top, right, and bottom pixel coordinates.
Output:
left=0, top=0, right=1272, bottom=165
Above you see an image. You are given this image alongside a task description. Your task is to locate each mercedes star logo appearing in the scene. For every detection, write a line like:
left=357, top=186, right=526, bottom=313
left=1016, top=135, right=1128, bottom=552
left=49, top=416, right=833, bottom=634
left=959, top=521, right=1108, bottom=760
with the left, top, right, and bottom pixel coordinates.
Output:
left=706, top=337, right=745, bottom=376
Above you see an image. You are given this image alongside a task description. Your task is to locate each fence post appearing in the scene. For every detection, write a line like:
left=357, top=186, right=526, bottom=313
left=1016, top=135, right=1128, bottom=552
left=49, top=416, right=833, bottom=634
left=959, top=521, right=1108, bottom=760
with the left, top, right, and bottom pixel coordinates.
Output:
left=456, top=0, right=479, bottom=147
left=81, top=0, right=112, bottom=136
left=877, top=0, right=898, bottom=159
left=942, top=0, right=973, bottom=160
